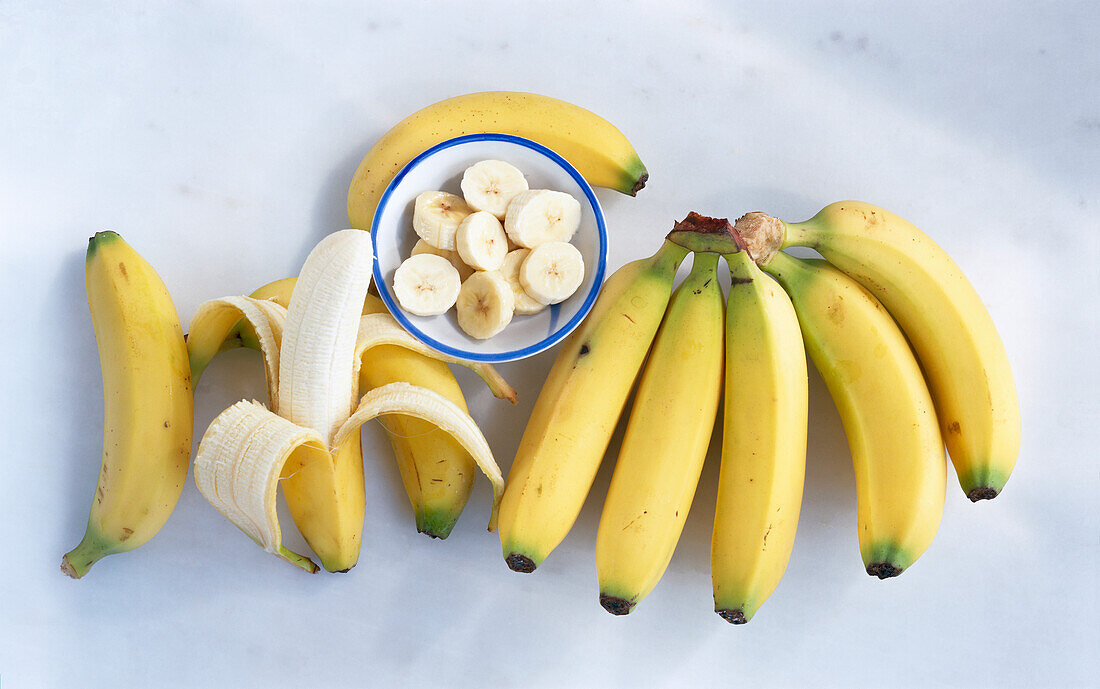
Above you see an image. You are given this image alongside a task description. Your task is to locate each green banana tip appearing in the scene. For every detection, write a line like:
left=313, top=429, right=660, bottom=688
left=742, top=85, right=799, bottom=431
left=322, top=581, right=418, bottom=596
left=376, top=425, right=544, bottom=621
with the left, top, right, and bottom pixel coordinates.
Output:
left=86, top=230, right=121, bottom=259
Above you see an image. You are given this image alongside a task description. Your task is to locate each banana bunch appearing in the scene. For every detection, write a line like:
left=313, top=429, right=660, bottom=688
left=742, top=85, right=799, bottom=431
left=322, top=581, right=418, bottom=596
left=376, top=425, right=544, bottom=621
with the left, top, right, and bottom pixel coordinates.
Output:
left=499, top=204, right=1019, bottom=623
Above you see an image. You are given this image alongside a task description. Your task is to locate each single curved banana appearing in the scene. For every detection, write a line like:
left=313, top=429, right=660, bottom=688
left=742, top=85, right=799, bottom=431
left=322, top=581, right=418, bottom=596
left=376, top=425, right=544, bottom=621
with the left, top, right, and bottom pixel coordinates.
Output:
left=711, top=249, right=808, bottom=624
left=763, top=253, right=946, bottom=578
left=736, top=203, right=1020, bottom=500
left=62, top=232, right=193, bottom=578
left=187, top=278, right=503, bottom=539
left=498, top=238, right=689, bottom=573
left=595, top=252, right=724, bottom=615
left=347, top=92, right=649, bottom=230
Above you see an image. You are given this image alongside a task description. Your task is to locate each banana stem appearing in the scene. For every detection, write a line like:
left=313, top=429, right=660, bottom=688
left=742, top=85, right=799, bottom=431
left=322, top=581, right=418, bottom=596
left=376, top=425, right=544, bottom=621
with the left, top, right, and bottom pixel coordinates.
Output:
left=732, top=212, right=786, bottom=265
left=61, top=527, right=119, bottom=579
left=665, top=212, right=747, bottom=255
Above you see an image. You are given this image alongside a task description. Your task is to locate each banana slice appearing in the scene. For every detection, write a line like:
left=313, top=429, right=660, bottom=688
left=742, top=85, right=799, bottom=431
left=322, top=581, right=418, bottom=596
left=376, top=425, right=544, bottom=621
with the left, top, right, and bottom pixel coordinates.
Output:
left=393, top=253, right=461, bottom=316
left=519, top=241, right=585, bottom=305
left=504, top=189, right=582, bottom=248
left=413, top=191, right=472, bottom=250
left=500, top=249, right=546, bottom=316
left=411, top=238, right=473, bottom=281
left=456, top=271, right=515, bottom=339
left=460, top=160, right=529, bottom=219
left=456, top=211, right=509, bottom=271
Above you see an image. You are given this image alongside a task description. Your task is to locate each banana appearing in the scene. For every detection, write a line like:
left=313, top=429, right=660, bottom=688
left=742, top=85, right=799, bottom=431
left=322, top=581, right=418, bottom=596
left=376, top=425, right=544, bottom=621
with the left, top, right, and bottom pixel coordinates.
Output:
left=413, top=191, right=471, bottom=250
left=187, top=278, right=509, bottom=539
left=62, top=232, right=193, bottom=578
left=455, top=271, right=515, bottom=339
left=497, top=237, right=689, bottom=572
left=348, top=92, right=649, bottom=230
left=393, top=253, right=461, bottom=316
left=763, top=252, right=946, bottom=578
left=499, top=249, right=546, bottom=316
left=460, top=159, right=529, bottom=219
left=455, top=211, right=509, bottom=271
left=192, top=230, right=507, bottom=571
left=411, top=239, right=474, bottom=281
left=735, top=203, right=1020, bottom=499
left=711, top=249, right=808, bottom=624
left=504, top=190, right=581, bottom=248
left=595, top=252, right=724, bottom=615
left=519, top=241, right=585, bottom=305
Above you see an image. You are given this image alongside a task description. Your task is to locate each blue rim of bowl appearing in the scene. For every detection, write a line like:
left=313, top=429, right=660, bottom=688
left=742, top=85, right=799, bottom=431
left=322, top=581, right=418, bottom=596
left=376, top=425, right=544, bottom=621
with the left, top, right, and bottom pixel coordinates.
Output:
left=370, top=133, right=608, bottom=363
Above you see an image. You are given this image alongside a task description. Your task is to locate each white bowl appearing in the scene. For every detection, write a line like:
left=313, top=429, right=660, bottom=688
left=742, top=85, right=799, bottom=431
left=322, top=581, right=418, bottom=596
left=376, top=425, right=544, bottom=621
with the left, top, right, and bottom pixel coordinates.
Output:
left=371, top=134, right=608, bottom=363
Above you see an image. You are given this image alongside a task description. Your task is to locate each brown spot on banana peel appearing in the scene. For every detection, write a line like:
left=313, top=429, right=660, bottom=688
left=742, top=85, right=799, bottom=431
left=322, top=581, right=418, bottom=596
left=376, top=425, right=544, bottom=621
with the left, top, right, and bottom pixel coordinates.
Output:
left=733, top=212, right=785, bottom=265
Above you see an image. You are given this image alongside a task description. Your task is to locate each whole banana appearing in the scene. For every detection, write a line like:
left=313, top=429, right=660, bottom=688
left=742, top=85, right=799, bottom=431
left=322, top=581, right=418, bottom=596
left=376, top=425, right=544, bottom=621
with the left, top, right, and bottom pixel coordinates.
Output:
left=764, top=253, right=946, bottom=578
left=347, top=91, right=649, bottom=230
left=711, top=249, right=808, bottom=623
left=737, top=203, right=1020, bottom=500
left=62, top=232, right=193, bottom=578
left=497, top=239, right=689, bottom=573
left=187, top=279, right=478, bottom=539
left=595, top=251, right=724, bottom=615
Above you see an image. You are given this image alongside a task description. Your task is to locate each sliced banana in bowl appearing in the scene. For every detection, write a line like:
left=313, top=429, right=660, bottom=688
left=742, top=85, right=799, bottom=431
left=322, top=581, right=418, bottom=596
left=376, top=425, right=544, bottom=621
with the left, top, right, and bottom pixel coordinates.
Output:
left=500, top=249, right=546, bottom=316
left=456, top=271, right=515, bottom=340
left=413, top=191, right=471, bottom=251
left=519, top=241, right=585, bottom=305
left=460, top=160, right=529, bottom=219
left=456, top=211, right=509, bottom=271
left=393, top=253, right=462, bottom=316
left=505, top=189, right=582, bottom=248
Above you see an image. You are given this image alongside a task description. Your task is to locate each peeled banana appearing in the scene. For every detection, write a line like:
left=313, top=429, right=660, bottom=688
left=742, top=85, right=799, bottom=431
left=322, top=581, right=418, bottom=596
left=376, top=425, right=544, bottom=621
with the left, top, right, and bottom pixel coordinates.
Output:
left=62, top=232, right=193, bottom=578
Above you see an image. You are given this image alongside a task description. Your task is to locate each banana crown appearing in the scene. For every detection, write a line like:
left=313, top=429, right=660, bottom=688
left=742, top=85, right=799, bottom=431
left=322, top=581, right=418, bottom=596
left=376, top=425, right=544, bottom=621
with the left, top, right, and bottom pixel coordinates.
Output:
left=190, top=230, right=510, bottom=572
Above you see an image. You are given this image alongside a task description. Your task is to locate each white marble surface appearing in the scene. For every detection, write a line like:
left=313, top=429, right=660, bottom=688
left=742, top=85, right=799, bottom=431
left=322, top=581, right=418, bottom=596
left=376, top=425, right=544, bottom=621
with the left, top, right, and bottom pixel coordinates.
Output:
left=2, top=2, right=1097, bottom=687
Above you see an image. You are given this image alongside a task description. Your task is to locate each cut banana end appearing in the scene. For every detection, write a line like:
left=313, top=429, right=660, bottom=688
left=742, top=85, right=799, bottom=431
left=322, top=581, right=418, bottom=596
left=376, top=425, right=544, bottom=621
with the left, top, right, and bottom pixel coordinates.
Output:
left=519, top=241, right=585, bottom=305
left=334, top=382, right=505, bottom=531
left=456, top=271, right=515, bottom=340
left=193, top=400, right=328, bottom=573
left=456, top=211, right=508, bottom=271
left=500, top=249, right=546, bottom=315
left=504, top=189, right=581, bottom=248
left=411, top=239, right=473, bottom=281
left=413, top=191, right=471, bottom=251
left=355, top=312, right=518, bottom=404
left=393, top=253, right=461, bottom=316
left=460, top=160, right=529, bottom=219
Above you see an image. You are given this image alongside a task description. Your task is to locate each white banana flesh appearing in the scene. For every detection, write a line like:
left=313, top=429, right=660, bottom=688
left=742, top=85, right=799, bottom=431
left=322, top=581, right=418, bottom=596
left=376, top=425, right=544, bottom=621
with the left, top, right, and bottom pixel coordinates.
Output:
left=504, top=190, right=581, bottom=248
left=413, top=191, right=471, bottom=251
left=460, top=159, right=528, bottom=219
left=456, top=271, right=515, bottom=340
left=519, top=241, right=585, bottom=305
left=455, top=211, right=509, bottom=271
left=500, top=248, right=546, bottom=315
left=393, top=253, right=461, bottom=316
left=411, top=239, right=474, bottom=281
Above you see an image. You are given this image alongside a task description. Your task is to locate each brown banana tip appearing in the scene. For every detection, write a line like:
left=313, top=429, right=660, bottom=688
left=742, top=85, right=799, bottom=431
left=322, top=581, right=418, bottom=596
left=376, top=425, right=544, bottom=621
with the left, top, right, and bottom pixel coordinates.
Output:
left=631, top=173, right=649, bottom=195
left=599, top=594, right=636, bottom=616
left=505, top=553, right=537, bottom=573
left=672, top=212, right=733, bottom=236
left=866, top=562, right=904, bottom=579
left=716, top=608, right=748, bottom=625
left=60, top=558, right=80, bottom=580
left=967, top=487, right=999, bottom=502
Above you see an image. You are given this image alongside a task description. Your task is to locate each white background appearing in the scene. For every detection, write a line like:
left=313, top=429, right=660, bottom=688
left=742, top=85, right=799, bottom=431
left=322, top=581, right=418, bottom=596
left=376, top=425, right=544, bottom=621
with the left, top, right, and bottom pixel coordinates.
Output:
left=2, top=2, right=1097, bottom=687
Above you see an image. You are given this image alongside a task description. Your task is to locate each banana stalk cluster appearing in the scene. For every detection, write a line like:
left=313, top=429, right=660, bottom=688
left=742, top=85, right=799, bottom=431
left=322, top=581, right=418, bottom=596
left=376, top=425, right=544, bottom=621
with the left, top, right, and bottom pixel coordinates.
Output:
left=498, top=205, right=1020, bottom=623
